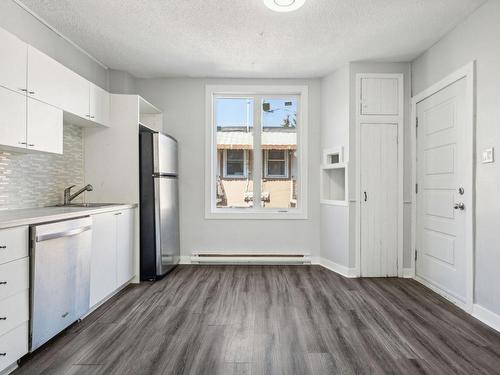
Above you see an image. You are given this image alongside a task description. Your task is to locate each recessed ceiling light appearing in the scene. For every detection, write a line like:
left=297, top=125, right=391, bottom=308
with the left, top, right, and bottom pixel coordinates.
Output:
left=263, top=0, right=306, bottom=12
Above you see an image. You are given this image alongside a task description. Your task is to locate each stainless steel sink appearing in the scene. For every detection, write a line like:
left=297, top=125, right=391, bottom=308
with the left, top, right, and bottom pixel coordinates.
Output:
left=55, top=203, right=120, bottom=208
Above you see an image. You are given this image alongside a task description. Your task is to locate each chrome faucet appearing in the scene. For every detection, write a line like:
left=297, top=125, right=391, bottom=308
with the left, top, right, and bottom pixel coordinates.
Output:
left=63, top=184, right=93, bottom=205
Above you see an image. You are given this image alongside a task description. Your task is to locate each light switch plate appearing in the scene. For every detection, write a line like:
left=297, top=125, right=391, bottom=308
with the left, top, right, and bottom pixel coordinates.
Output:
left=482, top=148, right=494, bottom=163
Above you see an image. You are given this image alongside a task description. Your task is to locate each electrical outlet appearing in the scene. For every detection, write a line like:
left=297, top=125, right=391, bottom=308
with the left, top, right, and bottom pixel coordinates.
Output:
left=482, top=148, right=494, bottom=164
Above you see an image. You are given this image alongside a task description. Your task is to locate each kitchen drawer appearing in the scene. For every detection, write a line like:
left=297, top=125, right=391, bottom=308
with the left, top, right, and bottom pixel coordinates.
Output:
left=0, top=226, right=28, bottom=265
left=0, top=290, right=29, bottom=337
left=0, top=258, right=29, bottom=301
left=0, top=322, right=28, bottom=372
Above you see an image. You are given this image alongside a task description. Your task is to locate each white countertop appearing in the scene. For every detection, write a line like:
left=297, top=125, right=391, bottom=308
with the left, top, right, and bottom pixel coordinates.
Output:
left=0, top=204, right=138, bottom=229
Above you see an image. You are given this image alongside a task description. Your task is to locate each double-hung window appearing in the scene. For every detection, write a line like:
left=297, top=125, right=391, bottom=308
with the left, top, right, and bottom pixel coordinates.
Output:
left=206, top=85, right=308, bottom=219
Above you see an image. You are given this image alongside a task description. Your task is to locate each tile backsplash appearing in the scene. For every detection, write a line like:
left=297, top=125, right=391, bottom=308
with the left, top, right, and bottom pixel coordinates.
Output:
left=0, top=124, right=85, bottom=210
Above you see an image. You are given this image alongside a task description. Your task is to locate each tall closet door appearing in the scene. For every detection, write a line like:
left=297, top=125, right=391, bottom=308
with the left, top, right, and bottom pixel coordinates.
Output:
left=360, top=123, right=398, bottom=277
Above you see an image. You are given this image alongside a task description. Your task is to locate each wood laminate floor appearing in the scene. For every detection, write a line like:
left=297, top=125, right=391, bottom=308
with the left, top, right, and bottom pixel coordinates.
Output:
left=14, top=265, right=500, bottom=375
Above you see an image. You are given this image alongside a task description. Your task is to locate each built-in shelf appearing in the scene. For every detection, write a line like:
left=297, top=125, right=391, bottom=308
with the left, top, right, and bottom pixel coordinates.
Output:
left=321, top=147, right=348, bottom=206
left=139, top=96, right=163, bottom=132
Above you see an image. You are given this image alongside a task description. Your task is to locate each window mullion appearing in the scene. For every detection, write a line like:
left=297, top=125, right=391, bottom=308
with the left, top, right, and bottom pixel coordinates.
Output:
left=253, top=95, right=262, bottom=210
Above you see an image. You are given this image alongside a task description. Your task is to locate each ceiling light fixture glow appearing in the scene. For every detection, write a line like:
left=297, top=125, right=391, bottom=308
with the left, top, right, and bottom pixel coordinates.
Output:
left=263, top=0, right=306, bottom=12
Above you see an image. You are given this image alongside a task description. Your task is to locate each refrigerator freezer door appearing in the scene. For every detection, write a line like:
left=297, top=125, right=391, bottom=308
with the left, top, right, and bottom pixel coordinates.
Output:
left=154, top=176, right=180, bottom=275
left=154, top=133, right=178, bottom=175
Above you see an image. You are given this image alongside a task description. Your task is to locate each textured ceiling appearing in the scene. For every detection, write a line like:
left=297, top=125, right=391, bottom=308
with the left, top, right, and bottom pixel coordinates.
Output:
left=18, top=0, right=486, bottom=78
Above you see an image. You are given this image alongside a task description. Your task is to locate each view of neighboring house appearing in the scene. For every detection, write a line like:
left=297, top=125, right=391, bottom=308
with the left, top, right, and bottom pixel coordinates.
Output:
left=216, top=126, right=297, bottom=209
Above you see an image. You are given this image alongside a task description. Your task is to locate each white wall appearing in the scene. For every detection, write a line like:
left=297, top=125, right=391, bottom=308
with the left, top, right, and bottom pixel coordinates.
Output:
left=320, top=66, right=350, bottom=266
left=0, top=0, right=108, bottom=89
left=135, top=78, right=321, bottom=258
left=412, top=0, right=500, bottom=316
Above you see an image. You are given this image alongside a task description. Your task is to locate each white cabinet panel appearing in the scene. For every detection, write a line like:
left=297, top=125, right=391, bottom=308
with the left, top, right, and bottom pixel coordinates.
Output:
left=28, top=46, right=89, bottom=118
left=116, top=209, right=135, bottom=286
left=360, top=77, right=399, bottom=116
left=0, top=290, right=29, bottom=337
left=0, top=322, right=28, bottom=373
left=0, top=87, right=27, bottom=149
left=0, top=27, right=27, bottom=94
left=90, top=212, right=117, bottom=307
left=0, top=258, right=29, bottom=301
left=0, top=226, right=28, bottom=265
left=89, top=83, right=110, bottom=126
left=27, top=98, right=63, bottom=154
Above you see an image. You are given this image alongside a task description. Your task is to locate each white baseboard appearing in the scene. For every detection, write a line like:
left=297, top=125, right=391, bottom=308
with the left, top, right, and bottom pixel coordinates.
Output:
left=319, top=258, right=357, bottom=278
left=473, top=304, right=500, bottom=333
left=179, top=255, right=191, bottom=264
left=402, top=268, right=414, bottom=278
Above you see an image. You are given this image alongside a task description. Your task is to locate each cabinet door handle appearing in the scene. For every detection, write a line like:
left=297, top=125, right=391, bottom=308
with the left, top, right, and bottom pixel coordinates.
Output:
left=0, top=317, right=6, bottom=320
left=0, top=281, right=7, bottom=285
left=0, top=353, right=6, bottom=356
left=0, top=245, right=6, bottom=249
left=19, top=88, right=27, bottom=92
left=28, top=144, right=35, bottom=147
left=28, top=91, right=35, bottom=95
left=114, top=212, right=122, bottom=216
left=18, top=141, right=27, bottom=145
left=90, top=116, right=95, bottom=119
left=364, top=191, right=367, bottom=202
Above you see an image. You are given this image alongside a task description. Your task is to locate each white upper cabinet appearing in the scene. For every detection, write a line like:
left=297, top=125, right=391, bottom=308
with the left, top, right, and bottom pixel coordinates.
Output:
left=0, top=87, right=27, bottom=149
left=360, top=77, right=399, bottom=116
left=89, top=83, right=110, bottom=126
left=27, top=98, right=63, bottom=154
left=0, top=27, right=27, bottom=94
left=28, top=46, right=89, bottom=119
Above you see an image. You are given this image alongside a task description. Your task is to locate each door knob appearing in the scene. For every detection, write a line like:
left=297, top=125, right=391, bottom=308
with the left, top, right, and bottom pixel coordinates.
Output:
left=454, top=202, right=465, bottom=210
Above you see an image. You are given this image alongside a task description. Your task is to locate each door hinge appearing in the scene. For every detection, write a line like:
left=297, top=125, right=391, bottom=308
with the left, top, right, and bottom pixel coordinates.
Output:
left=415, top=250, right=418, bottom=261
left=415, top=183, right=418, bottom=194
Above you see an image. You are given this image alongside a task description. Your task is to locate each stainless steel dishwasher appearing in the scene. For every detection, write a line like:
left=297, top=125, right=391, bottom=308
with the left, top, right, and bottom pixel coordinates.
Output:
left=30, top=216, right=92, bottom=351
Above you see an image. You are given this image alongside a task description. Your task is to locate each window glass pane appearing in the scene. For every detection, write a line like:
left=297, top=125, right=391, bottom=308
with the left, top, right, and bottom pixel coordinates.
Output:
left=268, top=150, right=285, bottom=160
left=261, top=98, right=298, bottom=209
left=215, top=98, right=254, bottom=208
left=268, top=160, right=285, bottom=176
left=227, top=149, right=244, bottom=161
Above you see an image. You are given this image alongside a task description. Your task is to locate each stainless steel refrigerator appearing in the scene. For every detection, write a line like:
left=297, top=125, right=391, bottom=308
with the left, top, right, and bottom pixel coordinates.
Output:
left=139, top=132, right=180, bottom=280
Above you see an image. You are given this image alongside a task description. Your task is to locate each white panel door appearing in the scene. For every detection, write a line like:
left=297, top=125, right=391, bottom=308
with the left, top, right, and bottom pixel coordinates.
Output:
left=0, top=27, right=27, bottom=94
left=116, top=209, right=135, bottom=286
left=89, top=212, right=117, bottom=307
left=28, top=46, right=89, bottom=118
left=416, top=78, right=467, bottom=303
left=26, top=98, right=63, bottom=154
left=0, top=86, right=27, bottom=149
left=360, top=123, right=398, bottom=277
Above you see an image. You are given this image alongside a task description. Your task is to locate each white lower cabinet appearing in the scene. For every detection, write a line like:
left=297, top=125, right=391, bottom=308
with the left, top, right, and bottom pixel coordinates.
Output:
left=0, top=323, right=28, bottom=373
left=89, top=212, right=117, bottom=307
left=0, top=227, right=29, bottom=374
left=90, top=208, right=135, bottom=308
left=116, top=209, right=135, bottom=286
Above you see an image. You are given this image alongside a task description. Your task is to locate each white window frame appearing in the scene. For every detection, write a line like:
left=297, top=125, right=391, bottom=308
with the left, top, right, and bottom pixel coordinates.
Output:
left=205, top=85, right=308, bottom=220
left=264, top=150, right=289, bottom=179
left=223, top=149, right=248, bottom=178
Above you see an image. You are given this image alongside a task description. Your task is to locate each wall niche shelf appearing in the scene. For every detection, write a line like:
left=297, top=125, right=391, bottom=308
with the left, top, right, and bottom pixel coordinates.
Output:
left=320, top=147, right=348, bottom=206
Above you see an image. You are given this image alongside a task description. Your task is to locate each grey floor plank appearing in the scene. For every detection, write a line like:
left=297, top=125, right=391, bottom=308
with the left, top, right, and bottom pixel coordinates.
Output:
left=13, top=265, right=500, bottom=375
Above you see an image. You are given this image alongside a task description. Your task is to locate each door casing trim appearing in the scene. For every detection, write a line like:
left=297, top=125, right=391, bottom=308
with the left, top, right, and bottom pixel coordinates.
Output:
left=355, top=73, right=404, bottom=278
left=410, top=61, right=476, bottom=313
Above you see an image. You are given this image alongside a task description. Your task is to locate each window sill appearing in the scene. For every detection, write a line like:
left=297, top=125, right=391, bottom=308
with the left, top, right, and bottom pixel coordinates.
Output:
left=205, top=209, right=307, bottom=220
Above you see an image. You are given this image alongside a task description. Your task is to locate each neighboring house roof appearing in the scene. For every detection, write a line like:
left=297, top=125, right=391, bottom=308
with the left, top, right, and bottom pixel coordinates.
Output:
left=217, top=131, right=296, bottom=150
